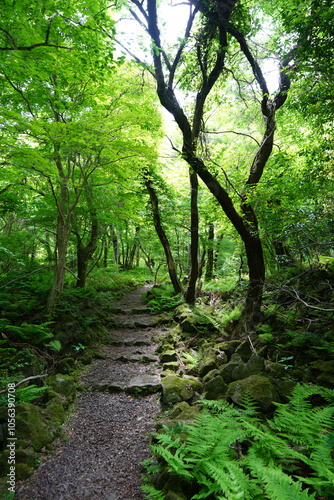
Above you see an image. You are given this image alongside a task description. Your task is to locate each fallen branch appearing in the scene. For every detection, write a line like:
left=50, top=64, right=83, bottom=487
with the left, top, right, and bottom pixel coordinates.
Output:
left=0, top=374, right=48, bottom=395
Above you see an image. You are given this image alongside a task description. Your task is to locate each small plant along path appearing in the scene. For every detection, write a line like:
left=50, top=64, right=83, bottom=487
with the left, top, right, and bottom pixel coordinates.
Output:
left=16, top=285, right=166, bottom=500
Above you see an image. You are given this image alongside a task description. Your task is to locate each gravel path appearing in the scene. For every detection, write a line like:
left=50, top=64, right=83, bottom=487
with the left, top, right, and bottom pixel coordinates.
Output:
left=15, top=286, right=165, bottom=500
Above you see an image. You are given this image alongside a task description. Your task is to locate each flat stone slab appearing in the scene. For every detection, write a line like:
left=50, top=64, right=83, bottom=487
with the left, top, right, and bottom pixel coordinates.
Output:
left=125, top=375, right=161, bottom=395
left=116, top=354, right=158, bottom=363
left=90, top=382, right=124, bottom=393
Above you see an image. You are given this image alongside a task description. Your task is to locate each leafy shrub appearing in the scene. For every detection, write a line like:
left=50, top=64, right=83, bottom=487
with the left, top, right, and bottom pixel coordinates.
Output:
left=142, top=384, right=334, bottom=500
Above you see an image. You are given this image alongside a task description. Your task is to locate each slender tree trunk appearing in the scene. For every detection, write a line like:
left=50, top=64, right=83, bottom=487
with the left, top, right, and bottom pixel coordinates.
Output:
left=185, top=169, right=199, bottom=303
left=47, top=187, right=71, bottom=313
left=144, top=172, right=182, bottom=294
left=205, top=222, right=215, bottom=280
left=75, top=209, right=99, bottom=288
left=110, top=224, right=119, bottom=265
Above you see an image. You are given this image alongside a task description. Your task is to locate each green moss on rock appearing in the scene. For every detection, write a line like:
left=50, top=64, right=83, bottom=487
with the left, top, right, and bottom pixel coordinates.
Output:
left=161, top=374, right=202, bottom=404
left=227, top=375, right=281, bottom=412
left=15, top=402, right=59, bottom=451
left=46, top=374, right=76, bottom=402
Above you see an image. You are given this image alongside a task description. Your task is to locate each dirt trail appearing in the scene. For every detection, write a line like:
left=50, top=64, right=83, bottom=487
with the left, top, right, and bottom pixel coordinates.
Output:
left=16, top=285, right=166, bottom=500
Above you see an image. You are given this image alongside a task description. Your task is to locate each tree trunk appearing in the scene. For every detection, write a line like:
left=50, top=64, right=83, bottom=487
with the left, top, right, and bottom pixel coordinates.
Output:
left=140, top=0, right=290, bottom=328
left=185, top=169, right=199, bottom=303
left=76, top=209, right=99, bottom=288
left=144, top=173, right=182, bottom=294
left=205, top=222, right=215, bottom=281
left=47, top=198, right=71, bottom=312
left=110, top=224, right=119, bottom=265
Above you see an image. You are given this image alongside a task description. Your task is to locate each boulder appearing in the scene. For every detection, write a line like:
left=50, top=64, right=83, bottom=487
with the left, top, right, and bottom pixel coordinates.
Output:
left=169, top=402, right=200, bottom=421
left=309, top=360, right=334, bottom=387
left=203, top=375, right=228, bottom=400
left=161, top=374, right=202, bottom=404
left=235, top=340, right=253, bottom=362
left=45, top=395, right=66, bottom=424
left=232, top=354, right=265, bottom=380
left=15, top=402, right=59, bottom=451
left=47, top=374, right=76, bottom=403
left=271, top=379, right=297, bottom=402
left=160, top=350, right=178, bottom=363
left=163, top=362, right=179, bottom=372
left=56, top=357, right=76, bottom=374
left=265, top=361, right=287, bottom=379
left=219, top=354, right=245, bottom=384
left=198, top=347, right=218, bottom=378
left=215, top=340, right=242, bottom=359
left=227, top=375, right=281, bottom=412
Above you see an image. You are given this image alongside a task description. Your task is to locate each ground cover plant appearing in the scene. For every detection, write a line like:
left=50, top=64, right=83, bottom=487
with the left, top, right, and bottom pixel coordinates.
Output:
left=142, top=385, right=334, bottom=500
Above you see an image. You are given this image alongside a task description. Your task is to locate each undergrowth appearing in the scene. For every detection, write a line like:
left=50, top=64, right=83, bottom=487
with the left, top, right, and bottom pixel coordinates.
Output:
left=142, top=384, right=334, bottom=500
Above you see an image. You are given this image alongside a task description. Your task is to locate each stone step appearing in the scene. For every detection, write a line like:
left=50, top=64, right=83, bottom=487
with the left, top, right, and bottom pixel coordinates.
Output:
left=90, top=374, right=161, bottom=396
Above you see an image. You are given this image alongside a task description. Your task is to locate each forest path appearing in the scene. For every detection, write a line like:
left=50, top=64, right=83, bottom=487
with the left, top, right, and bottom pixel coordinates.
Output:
left=16, top=285, right=167, bottom=500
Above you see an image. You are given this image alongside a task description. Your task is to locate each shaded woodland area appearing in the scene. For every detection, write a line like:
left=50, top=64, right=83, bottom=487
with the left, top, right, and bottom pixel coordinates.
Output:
left=0, top=0, right=333, bottom=498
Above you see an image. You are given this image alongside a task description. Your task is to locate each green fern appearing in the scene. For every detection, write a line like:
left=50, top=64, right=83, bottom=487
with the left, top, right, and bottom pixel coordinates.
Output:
left=143, top=384, right=334, bottom=499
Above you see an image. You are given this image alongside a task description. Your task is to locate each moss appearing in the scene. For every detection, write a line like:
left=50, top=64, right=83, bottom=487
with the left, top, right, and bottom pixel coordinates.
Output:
left=203, top=375, right=228, bottom=400
left=15, top=402, right=59, bottom=451
left=160, top=350, right=178, bottom=363
left=46, top=374, right=76, bottom=402
left=161, top=374, right=202, bottom=404
left=56, top=357, right=76, bottom=374
left=198, top=347, right=218, bottom=378
left=45, top=395, right=66, bottom=424
left=227, top=375, right=282, bottom=412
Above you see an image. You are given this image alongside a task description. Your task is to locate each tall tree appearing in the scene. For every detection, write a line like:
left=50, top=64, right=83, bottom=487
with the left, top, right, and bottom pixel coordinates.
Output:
left=124, top=0, right=291, bottom=327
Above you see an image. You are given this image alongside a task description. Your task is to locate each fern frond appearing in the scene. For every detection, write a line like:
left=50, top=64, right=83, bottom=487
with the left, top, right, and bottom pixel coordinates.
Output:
left=141, top=484, right=166, bottom=500
left=254, top=465, right=316, bottom=500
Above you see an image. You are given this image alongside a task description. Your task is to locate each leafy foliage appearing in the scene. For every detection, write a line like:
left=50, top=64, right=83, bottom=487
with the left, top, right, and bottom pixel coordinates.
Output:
left=143, top=385, right=334, bottom=499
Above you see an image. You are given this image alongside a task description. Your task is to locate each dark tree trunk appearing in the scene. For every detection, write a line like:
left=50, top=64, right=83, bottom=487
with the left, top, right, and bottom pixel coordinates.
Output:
left=76, top=210, right=99, bottom=288
left=205, top=222, right=215, bottom=281
left=144, top=173, right=182, bottom=294
left=110, top=225, right=119, bottom=265
left=138, top=0, right=290, bottom=328
left=123, top=226, right=140, bottom=270
left=185, top=169, right=199, bottom=303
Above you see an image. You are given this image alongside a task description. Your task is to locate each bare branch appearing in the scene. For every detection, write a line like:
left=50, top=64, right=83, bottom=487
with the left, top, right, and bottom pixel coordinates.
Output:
left=0, top=266, right=53, bottom=289
left=206, top=130, right=261, bottom=147
left=0, top=374, right=48, bottom=395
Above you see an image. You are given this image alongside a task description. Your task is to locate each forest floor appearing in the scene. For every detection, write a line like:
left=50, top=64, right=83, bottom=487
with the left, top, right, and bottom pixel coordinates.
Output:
left=15, top=285, right=167, bottom=500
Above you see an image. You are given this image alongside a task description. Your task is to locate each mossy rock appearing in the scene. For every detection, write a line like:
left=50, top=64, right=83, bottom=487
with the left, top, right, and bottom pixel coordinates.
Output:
left=165, top=491, right=187, bottom=500
left=174, top=304, right=193, bottom=322
left=202, top=369, right=220, bottom=385
left=232, top=354, right=265, bottom=380
left=265, top=361, right=287, bottom=379
left=215, top=340, right=241, bottom=359
left=161, top=369, right=178, bottom=378
left=271, top=379, right=297, bottom=402
left=219, top=354, right=245, bottom=384
left=160, top=350, right=178, bottom=363
left=45, top=395, right=66, bottom=424
left=203, top=375, right=228, bottom=400
left=163, top=362, right=179, bottom=372
left=309, top=360, right=334, bottom=387
left=0, top=447, right=37, bottom=477
left=235, top=340, right=253, bottom=362
left=169, top=402, right=200, bottom=421
left=46, top=374, right=76, bottom=402
left=161, top=374, right=202, bottom=404
left=56, top=357, right=76, bottom=374
left=227, top=375, right=281, bottom=412
left=198, top=347, right=218, bottom=378
left=15, top=402, right=59, bottom=451
left=15, top=463, right=35, bottom=480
